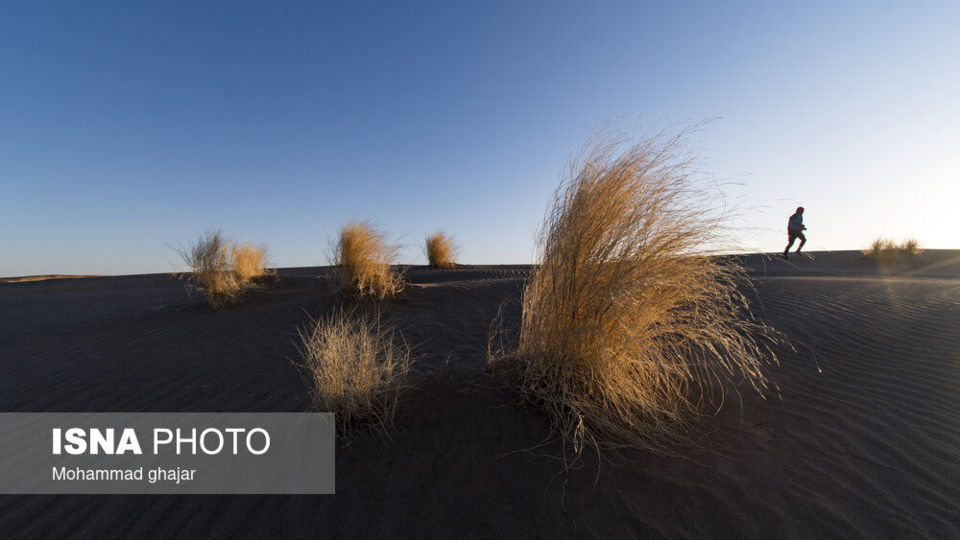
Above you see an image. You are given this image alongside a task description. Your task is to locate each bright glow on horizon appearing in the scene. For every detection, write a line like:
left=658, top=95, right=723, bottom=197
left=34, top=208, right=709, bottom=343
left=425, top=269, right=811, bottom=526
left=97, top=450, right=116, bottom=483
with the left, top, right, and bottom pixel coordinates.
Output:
left=1, top=1, right=958, bottom=276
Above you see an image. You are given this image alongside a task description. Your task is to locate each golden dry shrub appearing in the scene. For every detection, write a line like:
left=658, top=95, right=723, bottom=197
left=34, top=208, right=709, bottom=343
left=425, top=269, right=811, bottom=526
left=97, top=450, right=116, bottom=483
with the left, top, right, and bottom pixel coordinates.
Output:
left=424, top=231, right=458, bottom=268
left=297, top=309, right=412, bottom=436
left=180, top=231, right=269, bottom=308
left=496, top=131, right=778, bottom=454
left=180, top=230, right=242, bottom=308
left=865, top=237, right=922, bottom=262
left=231, top=243, right=268, bottom=283
left=334, top=221, right=404, bottom=299
left=902, top=238, right=921, bottom=255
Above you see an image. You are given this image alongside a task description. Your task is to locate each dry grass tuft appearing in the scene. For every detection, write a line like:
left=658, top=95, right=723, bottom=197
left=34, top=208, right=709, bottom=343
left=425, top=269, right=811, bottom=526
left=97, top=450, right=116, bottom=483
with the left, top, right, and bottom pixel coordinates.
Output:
left=179, top=231, right=269, bottom=308
left=297, top=309, right=412, bottom=436
left=865, top=237, right=921, bottom=262
left=180, top=231, right=242, bottom=308
left=334, top=221, right=404, bottom=300
left=231, top=243, right=268, bottom=283
left=424, top=231, right=458, bottom=268
left=489, top=130, right=779, bottom=455
left=902, top=238, right=921, bottom=254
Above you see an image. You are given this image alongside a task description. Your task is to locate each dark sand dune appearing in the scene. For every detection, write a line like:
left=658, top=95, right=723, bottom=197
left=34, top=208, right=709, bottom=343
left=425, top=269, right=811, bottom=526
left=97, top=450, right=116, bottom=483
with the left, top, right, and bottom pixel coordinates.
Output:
left=0, top=275, right=102, bottom=284
left=1, top=252, right=959, bottom=537
left=742, top=249, right=960, bottom=279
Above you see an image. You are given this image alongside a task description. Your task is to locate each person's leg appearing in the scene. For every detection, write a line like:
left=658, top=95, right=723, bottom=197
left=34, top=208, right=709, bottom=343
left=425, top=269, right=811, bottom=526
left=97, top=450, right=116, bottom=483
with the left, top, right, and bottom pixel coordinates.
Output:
left=796, top=232, right=806, bottom=253
left=784, top=234, right=796, bottom=257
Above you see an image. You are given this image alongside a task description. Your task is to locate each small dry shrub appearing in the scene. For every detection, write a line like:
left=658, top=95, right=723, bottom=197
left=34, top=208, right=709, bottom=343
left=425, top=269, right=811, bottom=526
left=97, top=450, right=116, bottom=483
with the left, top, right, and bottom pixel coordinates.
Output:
left=297, top=309, right=412, bottom=436
left=180, top=231, right=242, bottom=308
left=902, top=238, right=921, bottom=255
left=334, top=221, right=404, bottom=299
left=490, top=130, right=779, bottom=455
left=424, top=231, right=458, bottom=268
left=231, top=243, right=268, bottom=283
left=179, top=231, right=269, bottom=308
left=865, top=237, right=921, bottom=262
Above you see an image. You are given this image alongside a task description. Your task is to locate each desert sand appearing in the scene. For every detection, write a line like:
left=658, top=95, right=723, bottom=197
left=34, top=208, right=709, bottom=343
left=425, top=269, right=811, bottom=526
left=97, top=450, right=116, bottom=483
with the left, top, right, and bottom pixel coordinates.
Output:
left=1, top=250, right=958, bottom=537
left=0, top=275, right=101, bottom=284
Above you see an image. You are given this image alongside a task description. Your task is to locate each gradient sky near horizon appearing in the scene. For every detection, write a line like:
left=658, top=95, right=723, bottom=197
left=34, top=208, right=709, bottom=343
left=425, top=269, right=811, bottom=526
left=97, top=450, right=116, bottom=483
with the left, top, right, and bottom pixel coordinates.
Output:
left=2, top=1, right=958, bottom=276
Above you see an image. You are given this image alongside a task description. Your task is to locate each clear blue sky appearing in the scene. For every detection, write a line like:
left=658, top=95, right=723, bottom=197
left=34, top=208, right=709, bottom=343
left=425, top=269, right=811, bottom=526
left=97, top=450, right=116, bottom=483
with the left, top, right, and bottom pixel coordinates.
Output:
left=2, top=1, right=958, bottom=276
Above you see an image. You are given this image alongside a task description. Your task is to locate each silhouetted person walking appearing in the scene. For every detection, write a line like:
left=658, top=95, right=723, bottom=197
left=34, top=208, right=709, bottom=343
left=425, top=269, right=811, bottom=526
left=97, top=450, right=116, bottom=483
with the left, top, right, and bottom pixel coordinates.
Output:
left=783, top=207, right=806, bottom=259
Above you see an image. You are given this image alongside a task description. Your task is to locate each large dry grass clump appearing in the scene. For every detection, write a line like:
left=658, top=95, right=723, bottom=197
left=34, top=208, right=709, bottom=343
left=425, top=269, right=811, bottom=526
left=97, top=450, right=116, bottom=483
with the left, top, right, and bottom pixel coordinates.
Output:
left=334, top=221, right=404, bottom=299
left=492, top=131, right=778, bottom=454
left=297, top=309, right=412, bottom=436
left=865, top=237, right=921, bottom=262
left=179, top=231, right=269, bottom=308
left=424, top=231, right=458, bottom=268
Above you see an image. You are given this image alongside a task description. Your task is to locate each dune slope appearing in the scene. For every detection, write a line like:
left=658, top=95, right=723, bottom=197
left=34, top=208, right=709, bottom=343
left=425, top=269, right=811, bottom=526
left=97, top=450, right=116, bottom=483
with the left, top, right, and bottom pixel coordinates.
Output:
left=0, top=254, right=958, bottom=538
